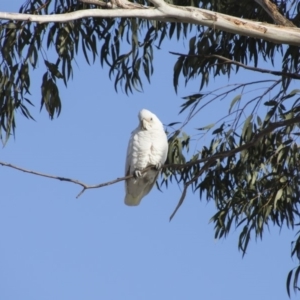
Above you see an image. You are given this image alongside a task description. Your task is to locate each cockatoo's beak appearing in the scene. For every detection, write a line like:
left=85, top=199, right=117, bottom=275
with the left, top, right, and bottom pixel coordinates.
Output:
left=142, top=119, right=148, bottom=130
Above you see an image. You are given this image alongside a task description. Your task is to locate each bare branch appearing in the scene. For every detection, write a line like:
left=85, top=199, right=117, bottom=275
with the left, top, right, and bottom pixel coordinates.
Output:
left=169, top=51, right=300, bottom=80
left=75, top=174, right=133, bottom=198
left=0, top=160, right=131, bottom=198
left=1, top=0, right=300, bottom=46
left=0, top=161, right=154, bottom=198
left=2, top=115, right=300, bottom=219
left=254, top=0, right=296, bottom=27
left=0, top=161, right=88, bottom=187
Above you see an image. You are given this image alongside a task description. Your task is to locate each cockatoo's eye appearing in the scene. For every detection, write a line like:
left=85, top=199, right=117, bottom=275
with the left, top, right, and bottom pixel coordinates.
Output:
left=150, top=117, right=153, bottom=121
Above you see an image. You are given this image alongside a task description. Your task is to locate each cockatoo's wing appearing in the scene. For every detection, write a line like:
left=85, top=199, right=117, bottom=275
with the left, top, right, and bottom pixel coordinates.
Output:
left=125, top=169, right=159, bottom=206
left=124, top=127, right=153, bottom=206
left=124, top=127, right=152, bottom=179
left=124, top=109, right=168, bottom=206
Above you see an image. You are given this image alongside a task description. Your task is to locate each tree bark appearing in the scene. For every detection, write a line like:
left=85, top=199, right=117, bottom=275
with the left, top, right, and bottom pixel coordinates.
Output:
left=0, top=0, right=300, bottom=46
left=254, top=0, right=295, bottom=27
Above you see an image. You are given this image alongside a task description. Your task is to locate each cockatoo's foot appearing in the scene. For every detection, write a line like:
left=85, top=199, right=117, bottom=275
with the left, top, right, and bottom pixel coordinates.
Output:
left=134, top=169, right=142, bottom=178
left=155, top=162, right=162, bottom=170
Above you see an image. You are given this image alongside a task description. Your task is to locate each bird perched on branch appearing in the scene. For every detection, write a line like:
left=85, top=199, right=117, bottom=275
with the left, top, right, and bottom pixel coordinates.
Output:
left=124, top=109, right=168, bottom=206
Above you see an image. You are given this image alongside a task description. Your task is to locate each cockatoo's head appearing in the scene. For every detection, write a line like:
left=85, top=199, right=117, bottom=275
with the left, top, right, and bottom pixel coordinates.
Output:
left=138, top=109, right=163, bottom=131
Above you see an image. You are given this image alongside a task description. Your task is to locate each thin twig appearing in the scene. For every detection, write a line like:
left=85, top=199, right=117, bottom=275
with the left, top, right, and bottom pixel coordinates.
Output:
left=169, top=51, right=300, bottom=80
left=0, top=161, right=153, bottom=198
left=75, top=165, right=155, bottom=197
left=2, top=115, right=300, bottom=219
left=0, top=161, right=87, bottom=187
left=180, top=80, right=276, bottom=131
left=169, top=115, right=300, bottom=219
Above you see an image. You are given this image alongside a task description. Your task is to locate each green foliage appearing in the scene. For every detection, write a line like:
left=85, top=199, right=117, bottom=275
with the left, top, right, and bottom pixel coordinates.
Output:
left=287, top=230, right=300, bottom=296
left=1, top=0, right=300, bottom=295
left=164, top=88, right=300, bottom=296
left=2, top=0, right=297, bottom=143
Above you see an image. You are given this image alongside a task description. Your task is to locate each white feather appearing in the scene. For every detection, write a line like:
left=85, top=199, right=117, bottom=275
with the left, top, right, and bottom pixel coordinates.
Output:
left=124, top=109, right=168, bottom=206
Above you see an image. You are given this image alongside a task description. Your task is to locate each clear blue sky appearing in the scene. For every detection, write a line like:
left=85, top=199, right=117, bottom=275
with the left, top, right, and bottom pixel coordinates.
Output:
left=0, top=2, right=297, bottom=300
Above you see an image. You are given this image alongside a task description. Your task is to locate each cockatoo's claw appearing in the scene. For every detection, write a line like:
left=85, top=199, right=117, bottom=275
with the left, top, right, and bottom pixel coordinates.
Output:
left=155, top=163, right=162, bottom=170
left=134, top=169, right=142, bottom=178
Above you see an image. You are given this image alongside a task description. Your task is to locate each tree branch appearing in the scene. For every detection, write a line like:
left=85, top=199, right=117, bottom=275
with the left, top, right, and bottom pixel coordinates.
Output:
left=169, top=51, right=300, bottom=80
left=169, top=115, right=300, bottom=220
left=2, top=116, right=300, bottom=219
left=254, top=0, right=295, bottom=27
left=0, top=161, right=132, bottom=198
left=1, top=0, right=300, bottom=46
left=0, top=161, right=159, bottom=198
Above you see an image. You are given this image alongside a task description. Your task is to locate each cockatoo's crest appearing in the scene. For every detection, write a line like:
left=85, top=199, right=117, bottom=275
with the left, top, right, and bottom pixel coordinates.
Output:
left=138, top=109, right=164, bottom=131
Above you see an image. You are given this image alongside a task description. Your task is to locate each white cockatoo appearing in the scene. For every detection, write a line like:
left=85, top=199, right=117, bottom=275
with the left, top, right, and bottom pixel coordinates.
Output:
left=124, top=109, right=168, bottom=206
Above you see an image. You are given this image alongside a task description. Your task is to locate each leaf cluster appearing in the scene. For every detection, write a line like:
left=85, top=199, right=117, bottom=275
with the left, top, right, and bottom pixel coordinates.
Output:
left=162, top=87, right=300, bottom=295
left=1, top=0, right=300, bottom=295
left=1, top=0, right=299, bottom=144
